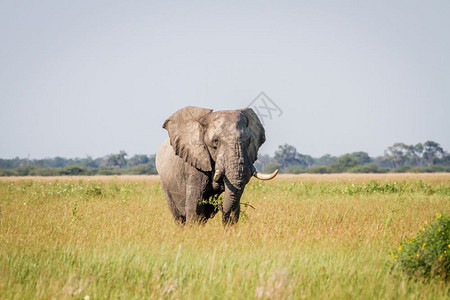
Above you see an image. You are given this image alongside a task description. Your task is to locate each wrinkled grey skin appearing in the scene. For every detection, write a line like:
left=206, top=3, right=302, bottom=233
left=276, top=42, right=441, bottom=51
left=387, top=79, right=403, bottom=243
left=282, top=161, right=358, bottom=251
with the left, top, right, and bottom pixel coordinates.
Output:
left=156, top=106, right=268, bottom=225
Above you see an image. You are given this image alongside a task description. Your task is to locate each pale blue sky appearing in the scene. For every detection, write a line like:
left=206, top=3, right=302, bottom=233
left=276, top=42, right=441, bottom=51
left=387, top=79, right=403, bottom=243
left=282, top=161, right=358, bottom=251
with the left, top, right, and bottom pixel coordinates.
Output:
left=1, top=1, right=449, bottom=159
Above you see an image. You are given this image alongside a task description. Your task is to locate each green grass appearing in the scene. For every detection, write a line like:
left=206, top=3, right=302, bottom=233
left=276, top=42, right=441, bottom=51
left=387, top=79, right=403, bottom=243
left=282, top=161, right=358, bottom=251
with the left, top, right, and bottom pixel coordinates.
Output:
left=1, top=175, right=449, bottom=299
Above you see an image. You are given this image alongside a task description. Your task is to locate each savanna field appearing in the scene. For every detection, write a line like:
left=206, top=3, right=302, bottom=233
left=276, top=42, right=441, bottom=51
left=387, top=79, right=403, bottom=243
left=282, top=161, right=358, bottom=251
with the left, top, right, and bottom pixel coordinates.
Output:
left=1, top=174, right=449, bottom=299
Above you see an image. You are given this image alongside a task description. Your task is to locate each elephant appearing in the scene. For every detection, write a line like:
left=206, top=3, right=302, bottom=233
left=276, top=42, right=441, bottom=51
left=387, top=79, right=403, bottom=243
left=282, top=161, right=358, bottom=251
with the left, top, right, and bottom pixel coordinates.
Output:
left=156, top=106, right=278, bottom=225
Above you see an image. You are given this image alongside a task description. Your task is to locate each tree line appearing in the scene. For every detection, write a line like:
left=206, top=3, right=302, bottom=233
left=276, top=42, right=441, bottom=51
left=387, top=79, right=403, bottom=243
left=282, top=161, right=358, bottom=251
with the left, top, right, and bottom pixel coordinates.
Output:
left=0, top=151, right=157, bottom=176
left=256, top=140, right=450, bottom=174
left=0, top=140, right=448, bottom=176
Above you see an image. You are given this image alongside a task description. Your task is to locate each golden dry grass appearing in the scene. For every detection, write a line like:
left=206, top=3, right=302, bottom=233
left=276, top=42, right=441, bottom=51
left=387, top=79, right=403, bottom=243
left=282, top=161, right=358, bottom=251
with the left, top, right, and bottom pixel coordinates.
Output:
left=1, top=172, right=448, bottom=183
left=0, top=173, right=449, bottom=299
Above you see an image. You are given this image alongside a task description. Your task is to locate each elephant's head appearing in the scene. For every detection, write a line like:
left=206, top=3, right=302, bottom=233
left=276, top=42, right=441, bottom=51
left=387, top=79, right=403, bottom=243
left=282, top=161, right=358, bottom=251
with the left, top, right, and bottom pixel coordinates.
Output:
left=163, top=106, right=278, bottom=224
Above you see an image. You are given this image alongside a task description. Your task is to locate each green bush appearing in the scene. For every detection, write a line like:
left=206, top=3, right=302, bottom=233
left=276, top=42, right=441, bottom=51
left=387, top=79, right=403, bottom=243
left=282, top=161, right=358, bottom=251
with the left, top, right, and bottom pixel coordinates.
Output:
left=391, top=165, right=412, bottom=173
left=392, top=213, right=450, bottom=280
left=126, top=164, right=158, bottom=175
left=0, top=168, right=16, bottom=176
left=28, top=167, right=58, bottom=176
left=283, top=166, right=306, bottom=174
left=348, top=164, right=385, bottom=173
left=409, top=165, right=450, bottom=173
left=58, top=165, right=90, bottom=175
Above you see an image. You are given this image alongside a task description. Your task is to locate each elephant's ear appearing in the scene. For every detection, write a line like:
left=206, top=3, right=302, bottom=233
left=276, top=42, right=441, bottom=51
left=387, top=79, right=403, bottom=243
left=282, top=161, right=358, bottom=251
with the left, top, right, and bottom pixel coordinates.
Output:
left=239, top=108, right=266, bottom=163
left=163, top=106, right=213, bottom=171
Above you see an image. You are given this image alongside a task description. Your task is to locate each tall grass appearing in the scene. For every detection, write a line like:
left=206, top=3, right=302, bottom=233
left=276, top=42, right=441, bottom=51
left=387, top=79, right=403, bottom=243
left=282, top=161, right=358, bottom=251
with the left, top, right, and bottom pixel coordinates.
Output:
left=1, top=174, right=449, bottom=299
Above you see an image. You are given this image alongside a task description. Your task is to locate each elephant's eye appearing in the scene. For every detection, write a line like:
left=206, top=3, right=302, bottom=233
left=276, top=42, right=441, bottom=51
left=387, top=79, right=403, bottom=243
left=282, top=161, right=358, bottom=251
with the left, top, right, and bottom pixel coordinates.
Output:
left=210, top=138, right=219, bottom=148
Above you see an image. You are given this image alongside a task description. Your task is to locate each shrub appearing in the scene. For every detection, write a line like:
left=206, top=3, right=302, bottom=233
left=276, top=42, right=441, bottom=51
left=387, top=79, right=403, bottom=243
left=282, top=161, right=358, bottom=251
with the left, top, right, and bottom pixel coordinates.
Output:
left=283, top=166, right=306, bottom=174
left=126, top=164, right=158, bottom=175
left=348, top=164, right=385, bottom=173
left=0, top=168, right=16, bottom=176
left=58, top=165, right=90, bottom=175
left=409, top=165, right=450, bottom=173
left=392, top=213, right=450, bottom=280
left=29, top=167, right=59, bottom=176
left=391, top=165, right=412, bottom=173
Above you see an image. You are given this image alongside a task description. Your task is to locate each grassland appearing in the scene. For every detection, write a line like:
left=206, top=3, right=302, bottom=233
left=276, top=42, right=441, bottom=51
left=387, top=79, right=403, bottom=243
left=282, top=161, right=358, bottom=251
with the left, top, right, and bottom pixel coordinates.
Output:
left=1, top=174, right=449, bottom=299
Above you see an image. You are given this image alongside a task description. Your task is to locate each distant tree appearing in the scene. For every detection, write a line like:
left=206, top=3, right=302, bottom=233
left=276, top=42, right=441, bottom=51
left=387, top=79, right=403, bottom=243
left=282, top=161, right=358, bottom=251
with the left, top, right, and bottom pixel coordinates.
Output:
left=373, top=155, right=394, bottom=169
left=0, top=157, right=23, bottom=169
left=381, top=141, right=446, bottom=168
left=106, top=151, right=128, bottom=168
left=307, top=166, right=330, bottom=174
left=403, top=143, right=424, bottom=167
left=94, top=157, right=105, bottom=168
left=263, top=163, right=281, bottom=174
left=329, top=154, right=360, bottom=173
left=148, top=154, right=156, bottom=169
left=254, top=154, right=274, bottom=171
left=328, top=152, right=370, bottom=173
left=274, top=144, right=301, bottom=169
left=439, top=152, right=450, bottom=166
left=348, top=164, right=384, bottom=173
left=51, top=156, right=68, bottom=168
left=296, top=153, right=315, bottom=168
left=383, top=143, right=409, bottom=168
left=349, top=152, right=371, bottom=164
left=81, top=156, right=99, bottom=168
left=33, top=159, right=47, bottom=168
left=128, top=154, right=150, bottom=167
left=59, top=165, right=89, bottom=175
left=1, top=140, right=448, bottom=176
left=422, top=141, right=445, bottom=166
left=315, top=154, right=337, bottom=166
left=284, top=165, right=306, bottom=174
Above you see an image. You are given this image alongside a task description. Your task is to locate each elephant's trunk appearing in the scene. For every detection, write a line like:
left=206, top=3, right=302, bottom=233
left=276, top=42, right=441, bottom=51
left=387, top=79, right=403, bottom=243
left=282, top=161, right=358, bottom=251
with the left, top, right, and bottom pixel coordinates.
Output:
left=221, top=142, right=253, bottom=225
left=222, top=182, right=244, bottom=224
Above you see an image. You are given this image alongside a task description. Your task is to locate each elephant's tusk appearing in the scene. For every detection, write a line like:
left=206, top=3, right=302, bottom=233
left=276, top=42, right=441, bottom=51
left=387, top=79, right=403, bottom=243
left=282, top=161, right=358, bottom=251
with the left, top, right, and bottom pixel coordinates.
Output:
left=253, top=169, right=278, bottom=180
left=213, top=170, right=221, bottom=182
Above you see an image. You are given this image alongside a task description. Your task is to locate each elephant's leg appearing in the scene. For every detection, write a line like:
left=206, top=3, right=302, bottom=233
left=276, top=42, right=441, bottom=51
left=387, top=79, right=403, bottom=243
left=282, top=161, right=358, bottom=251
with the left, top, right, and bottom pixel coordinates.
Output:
left=163, top=190, right=186, bottom=225
left=185, top=186, right=202, bottom=224
left=184, top=168, right=211, bottom=224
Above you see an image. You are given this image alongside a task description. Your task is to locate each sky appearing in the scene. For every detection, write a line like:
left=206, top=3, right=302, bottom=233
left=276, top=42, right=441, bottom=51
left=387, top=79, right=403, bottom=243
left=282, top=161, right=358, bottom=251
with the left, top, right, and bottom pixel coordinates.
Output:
left=1, top=0, right=449, bottom=159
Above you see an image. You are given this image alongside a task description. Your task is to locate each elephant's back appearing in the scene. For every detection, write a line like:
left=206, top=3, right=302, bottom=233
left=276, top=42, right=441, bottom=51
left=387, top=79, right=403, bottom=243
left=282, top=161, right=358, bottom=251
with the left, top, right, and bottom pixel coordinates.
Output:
left=156, top=138, right=185, bottom=180
left=155, top=138, right=172, bottom=175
